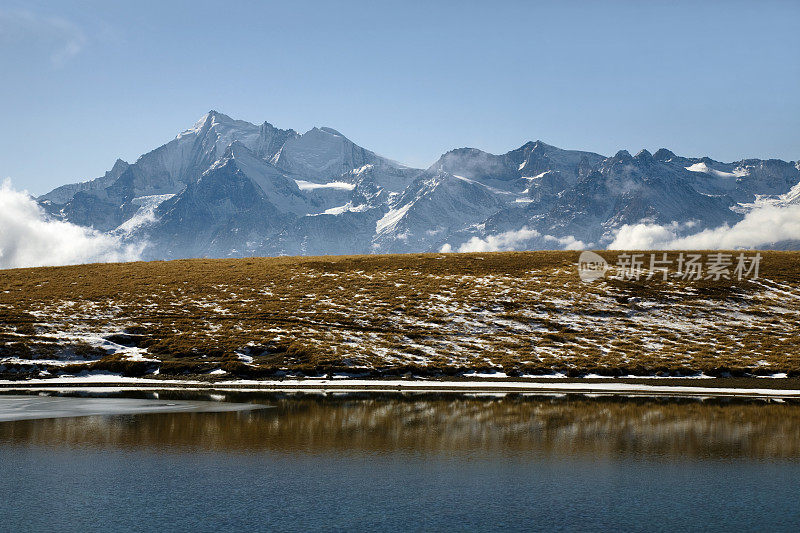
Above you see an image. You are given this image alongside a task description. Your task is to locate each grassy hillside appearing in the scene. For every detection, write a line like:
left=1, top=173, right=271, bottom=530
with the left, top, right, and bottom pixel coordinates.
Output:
left=1, top=251, right=799, bottom=379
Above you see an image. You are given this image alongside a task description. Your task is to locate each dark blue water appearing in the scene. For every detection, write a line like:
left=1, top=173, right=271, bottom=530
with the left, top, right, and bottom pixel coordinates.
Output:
left=1, top=393, right=799, bottom=532
left=2, top=448, right=800, bottom=532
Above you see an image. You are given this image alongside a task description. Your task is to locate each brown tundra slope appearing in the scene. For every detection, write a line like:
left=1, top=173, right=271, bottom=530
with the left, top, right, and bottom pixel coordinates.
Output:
left=0, top=251, right=798, bottom=380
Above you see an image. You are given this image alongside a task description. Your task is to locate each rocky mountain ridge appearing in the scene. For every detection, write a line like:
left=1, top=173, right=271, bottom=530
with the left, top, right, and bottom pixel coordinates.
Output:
left=39, top=111, right=800, bottom=257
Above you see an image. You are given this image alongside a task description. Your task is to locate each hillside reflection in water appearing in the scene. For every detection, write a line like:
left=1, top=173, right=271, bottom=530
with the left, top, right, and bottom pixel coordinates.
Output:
left=2, top=392, right=798, bottom=459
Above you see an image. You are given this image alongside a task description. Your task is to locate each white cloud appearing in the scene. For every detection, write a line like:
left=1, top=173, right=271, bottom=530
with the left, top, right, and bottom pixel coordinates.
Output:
left=442, top=227, right=586, bottom=253
left=608, top=204, right=800, bottom=250
left=455, top=228, right=541, bottom=253
left=548, top=234, right=587, bottom=251
left=607, top=222, right=683, bottom=249
left=0, top=9, right=86, bottom=66
left=0, top=180, right=142, bottom=269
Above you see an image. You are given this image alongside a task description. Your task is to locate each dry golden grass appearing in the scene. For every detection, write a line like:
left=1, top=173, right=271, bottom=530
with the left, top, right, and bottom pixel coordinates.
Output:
left=0, top=250, right=798, bottom=379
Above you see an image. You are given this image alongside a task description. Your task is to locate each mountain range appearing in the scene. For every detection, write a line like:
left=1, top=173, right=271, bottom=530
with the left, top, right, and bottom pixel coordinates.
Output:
left=39, top=111, right=800, bottom=258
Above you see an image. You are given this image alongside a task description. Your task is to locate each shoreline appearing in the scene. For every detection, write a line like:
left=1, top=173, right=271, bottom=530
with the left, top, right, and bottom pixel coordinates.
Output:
left=2, top=376, right=800, bottom=399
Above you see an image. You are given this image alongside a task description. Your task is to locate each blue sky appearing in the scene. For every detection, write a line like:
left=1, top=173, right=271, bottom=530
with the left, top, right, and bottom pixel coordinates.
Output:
left=2, top=0, right=798, bottom=195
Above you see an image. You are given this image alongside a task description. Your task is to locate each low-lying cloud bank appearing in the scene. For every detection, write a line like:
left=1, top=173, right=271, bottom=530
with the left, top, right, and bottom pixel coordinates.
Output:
left=441, top=202, right=800, bottom=253
left=441, top=227, right=586, bottom=253
left=0, top=180, right=142, bottom=269
left=608, top=203, right=800, bottom=250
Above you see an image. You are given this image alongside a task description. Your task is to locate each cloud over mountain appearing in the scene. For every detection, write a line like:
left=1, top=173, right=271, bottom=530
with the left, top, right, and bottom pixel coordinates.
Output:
left=443, top=228, right=586, bottom=253
left=0, top=180, right=141, bottom=269
left=609, top=204, right=800, bottom=250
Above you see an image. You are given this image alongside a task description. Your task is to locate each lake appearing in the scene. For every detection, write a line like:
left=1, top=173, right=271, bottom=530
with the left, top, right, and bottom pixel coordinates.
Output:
left=1, top=390, right=799, bottom=532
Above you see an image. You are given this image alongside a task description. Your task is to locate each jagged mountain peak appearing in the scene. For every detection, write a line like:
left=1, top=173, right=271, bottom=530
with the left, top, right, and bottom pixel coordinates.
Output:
left=433, top=147, right=490, bottom=162
left=260, top=120, right=294, bottom=133
left=299, top=126, right=350, bottom=141
left=428, top=147, right=507, bottom=181
left=520, top=140, right=553, bottom=151
left=317, top=126, right=345, bottom=137
left=634, top=149, right=654, bottom=163
left=613, top=150, right=633, bottom=161
left=179, top=111, right=297, bottom=147
left=653, top=148, right=676, bottom=161
left=273, top=124, right=393, bottom=181
left=203, top=109, right=228, bottom=121
left=511, top=140, right=570, bottom=159
left=431, top=140, right=606, bottom=184
left=179, top=110, right=238, bottom=137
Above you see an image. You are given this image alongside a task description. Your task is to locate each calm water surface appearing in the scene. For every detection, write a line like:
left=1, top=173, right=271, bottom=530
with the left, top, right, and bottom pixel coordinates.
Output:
left=1, top=391, right=799, bottom=532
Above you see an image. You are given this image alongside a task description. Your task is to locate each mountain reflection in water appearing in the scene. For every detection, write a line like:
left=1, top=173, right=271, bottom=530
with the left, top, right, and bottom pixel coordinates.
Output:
left=1, top=392, right=798, bottom=459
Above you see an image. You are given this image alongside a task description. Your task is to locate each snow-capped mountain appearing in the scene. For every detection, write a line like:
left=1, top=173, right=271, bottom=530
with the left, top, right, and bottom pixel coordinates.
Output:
left=39, top=111, right=800, bottom=257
